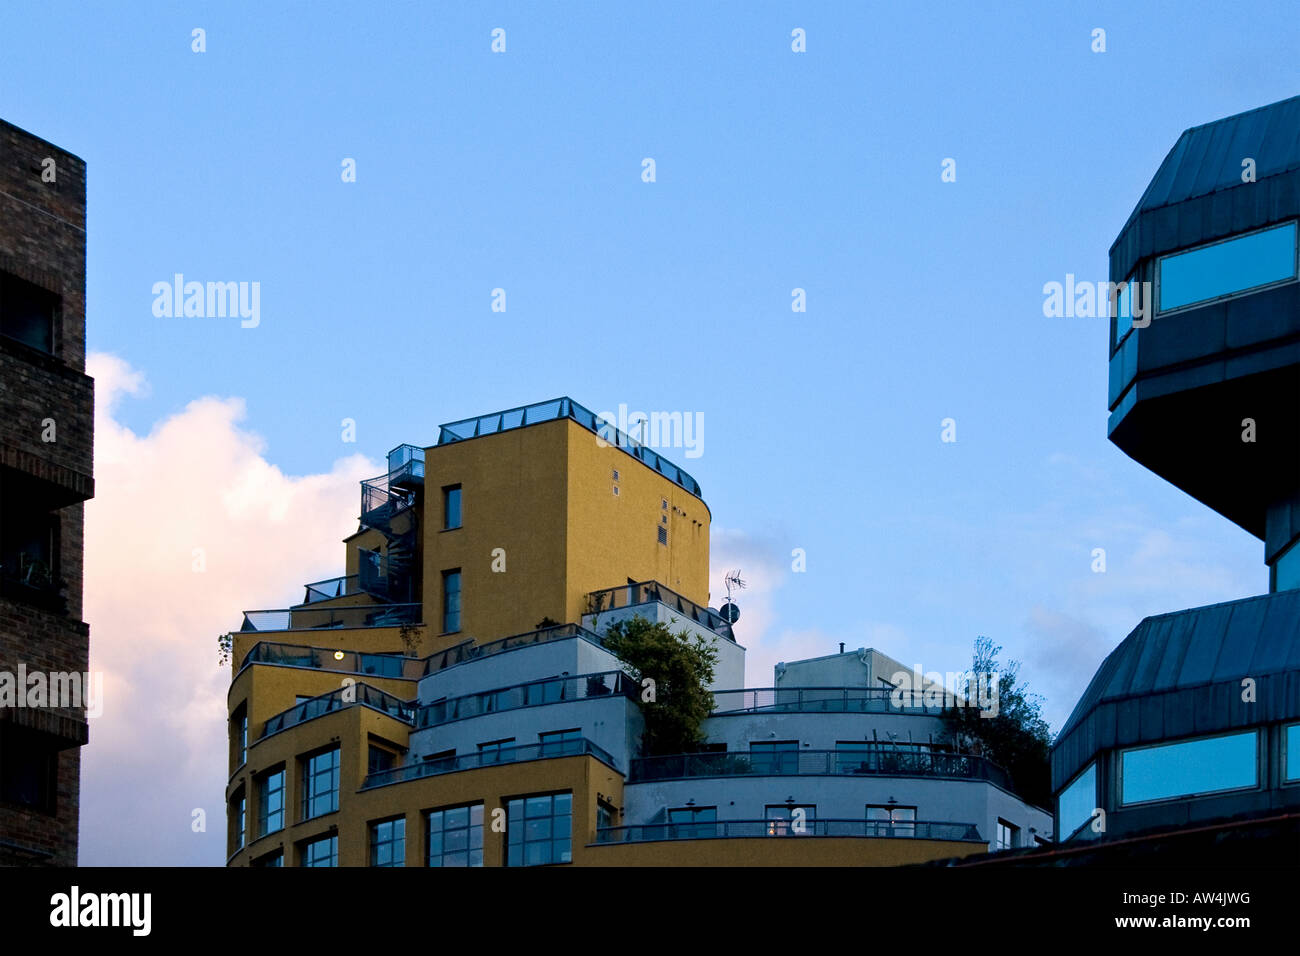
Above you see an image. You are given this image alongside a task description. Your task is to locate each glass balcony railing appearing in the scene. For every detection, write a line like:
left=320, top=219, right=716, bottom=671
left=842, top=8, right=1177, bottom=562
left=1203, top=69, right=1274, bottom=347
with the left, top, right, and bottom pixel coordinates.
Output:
left=302, top=574, right=360, bottom=604
left=239, top=602, right=421, bottom=632
left=586, top=581, right=736, bottom=641
left=629, top=747, right=1012, bottom=789
left=416, top=670, right=638, bottom=729
left=238, top=641, right=426, bottom=679
left=360, top=737, right=620, bottom=791
left=259, top=683, right=415, bottom=739
left=421, top=623, right=606, bottom=676
left=593, top=819, right=983, bottom=844
left=709, top=686, right=946, bottom=716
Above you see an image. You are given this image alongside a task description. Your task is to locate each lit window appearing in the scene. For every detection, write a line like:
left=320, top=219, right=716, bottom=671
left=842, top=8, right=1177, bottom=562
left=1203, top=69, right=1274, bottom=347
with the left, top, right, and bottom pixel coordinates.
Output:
left=257, top=768, right=285, bottom=836
left=1157, top=221, right=1297, bottom=312
left=370, top=817, right=405, bottom=867
left=506, top=792, right=572, bottom=866
left=994, top=819, right=1019, bottom=851
left=765, top=804, right=815, bottom=836
left=301, top=834, right=337, bottom=867
left=443, top=485, right=462, bottom=530
left=302, top=747, right=340, bottom=820
left=442, top=569, right=462, bottom=633
left=1056, top=762, right=1097, bottom=840
left=866, top=804, right=916, bottom=837
left=428, top=804, right=484, bottom=867
left=1120, top=731, right=1258, bottom=805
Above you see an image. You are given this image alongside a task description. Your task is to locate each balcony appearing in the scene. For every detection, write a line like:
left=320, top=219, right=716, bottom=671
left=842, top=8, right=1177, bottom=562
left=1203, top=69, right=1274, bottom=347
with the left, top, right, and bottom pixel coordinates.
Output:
left=359, top=736, right=620, bottom=791
left=239, top=602, right=421, bottom=633
left=237, top=641, right=425, bottom=680
left=421, top=622, right=605, bottom=676
left=593, top=819, right=984, bottom=844
left=629, top=747, right=1012, bottom=789
left=710, top=686, right=946, bottom=716
left=416, top=670, right=639, bottom=729
left=386, top=444, right=425, bottom=491
left=587, top=581, right=735, bottom=642
left=259, top=683, right=415, bottom=739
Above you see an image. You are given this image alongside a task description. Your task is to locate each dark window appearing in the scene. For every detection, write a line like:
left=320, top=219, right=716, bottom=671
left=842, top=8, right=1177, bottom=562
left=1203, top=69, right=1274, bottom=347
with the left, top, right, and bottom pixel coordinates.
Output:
left=428, top=804, right=484, bottom=867
left=0, top=477, right=62, bottom=612
left=231, top=706, right=247, bottom=769
left=749, top=740, right=799, bottom=774
left=667, top=806, right=716, bottom=838
left=442, top=569, right=462, bottom=633
left=477, top=738, right=515, bottom=766
left=0, top=725, right=58, bottom=814
left=538, top=729, right=581, bottom=756
left=231, top=790, right=246, bottom=852
left=443, top=485, right=462, bottom=530
left=368, top=744, right=397, bottom=775
left=252, top=850, right=283, bottom=867
left=0, top=271, right=58, bottom=354
left=657, top=526, right=668, bottom=546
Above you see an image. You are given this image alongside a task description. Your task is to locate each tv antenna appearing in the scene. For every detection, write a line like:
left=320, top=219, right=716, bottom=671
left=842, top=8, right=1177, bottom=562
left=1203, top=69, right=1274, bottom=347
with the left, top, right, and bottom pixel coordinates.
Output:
left=720, top=569, right=746, bottom=624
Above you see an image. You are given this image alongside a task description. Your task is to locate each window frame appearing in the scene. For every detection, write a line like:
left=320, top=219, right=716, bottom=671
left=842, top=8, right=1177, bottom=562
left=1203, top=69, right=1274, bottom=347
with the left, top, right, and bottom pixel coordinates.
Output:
left=427, top=802, right=485, bottom=867
left=257, top=766, right=286, bottom=837
left=441, top=568, right=462, bottom=634
left=505, top=791, right=573, bottom=867
left=300, top=746, right=341, bottom=821
left=1117, top=729, right=1260, bottom=807
left=442, top=484, right=462, bottom=531
left=369, top=816, right=406, bottom=867
left=1154, top=219, right=1299, bottom=316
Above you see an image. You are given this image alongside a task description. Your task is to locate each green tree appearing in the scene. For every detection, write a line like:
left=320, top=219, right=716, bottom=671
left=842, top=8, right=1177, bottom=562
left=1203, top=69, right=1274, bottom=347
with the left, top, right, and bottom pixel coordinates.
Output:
left=602, top=615, right=718, bottom=757
left=942, top=635, right=1052, bottom=809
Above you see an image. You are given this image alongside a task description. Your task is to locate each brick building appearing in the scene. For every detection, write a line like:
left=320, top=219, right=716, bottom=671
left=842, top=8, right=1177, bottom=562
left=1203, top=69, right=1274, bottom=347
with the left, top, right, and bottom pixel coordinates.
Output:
left=0, top=119, right=94, bottom=865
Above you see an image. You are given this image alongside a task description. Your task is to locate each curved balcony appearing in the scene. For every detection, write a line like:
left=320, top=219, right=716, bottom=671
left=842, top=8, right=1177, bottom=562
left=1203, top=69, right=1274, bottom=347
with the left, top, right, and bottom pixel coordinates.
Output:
left=259, top=683, right=414, bottom=740
left=587, top=581, right=736, bottom=642
left=416, top=670, right=638, bottom=729
left=593, top=819, right=983, bottom=844
left=237, top=641, right=425, bottom=680
left=360, top=736, right=620, bottom=791
left=709, top=686, right=947, bottom=716
left=421, top=623, right=605, bottom=676
left=239, top=602, right=421, bottom=633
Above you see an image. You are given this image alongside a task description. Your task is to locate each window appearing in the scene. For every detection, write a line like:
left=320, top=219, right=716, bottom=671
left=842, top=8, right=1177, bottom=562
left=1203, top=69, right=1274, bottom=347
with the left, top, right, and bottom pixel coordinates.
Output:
left=301, top=834, right=337, bottom=867
left=370, top=817, right=405, bottom=867
left=428, top=804, right=484, bottom=867
left=835, top=741, right=875, bottom=774
left=0, top=271, right=58, bottom=354
left=1112, top=272, right=1139, bottom=352
left=423, top=748, right=457, bottom=771
left=1286, top=724, right=1300, bottom=783
left=302, top=747, right=341, bottom=820
left=252, top=850, right=282, bottom=867
left=662, top=498, right=668, bottom=510
left=1273, top=538, right=1300, bottom=593
left=477, top=738, right=516, bottom=765
left=506, top=792, right=572, bottom=866
left=539, top=729, right=581, bottom=756
left=442, top=569, right=462, bottom=633
left=749, top=741, right=799, bottom=774
left=1119, top=730, right=1258, bottom=805
left=1157, top=221, right=1297, bottom=313
left=667, top=806, right=716, bottom=838
left=368, top=744, right=397, bottom=776
left=231, top=707, right=247, bottom=769
left=0, top=488, right=60, bottom=608
left=597, top=801, right=617, bottom=832
left=443, top=485, right=462, bottom=530
left=657, top=526, right=668, bottom=546
left=257, top=768, right=285, bottom=837
left=231, top=791, right=246, bottom=852
left=866, top=805, right=916, bottom=837
left=994, top=819, right=1018, bottom=851
left=612, top=484, right=620, bottom=497
left=612, top=468, right=620, bottom=481
left=1056, top=762, right=1097, bottom=840
left=765, top=804, right=815, bottom=836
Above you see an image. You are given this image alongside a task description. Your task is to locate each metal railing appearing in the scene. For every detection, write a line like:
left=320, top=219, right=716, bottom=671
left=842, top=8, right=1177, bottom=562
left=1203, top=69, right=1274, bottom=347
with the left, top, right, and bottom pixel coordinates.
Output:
left=302, top=574, right=360, bottom=604
left=587, top=581, right=735, bottom=641
left=630, top=747, right=1012, bottom=789
left=238, top=641, right=425, bottom=679
left=260, top=683, right=415, bottom=739
left=417, top=670, right=638, bottom=728
left=593, top=819, right=983, bottom=844
left=239, top=602, right=421, bottom=632
left=710, top=686, right=947, bottom=716
left=421, top=623, right=605, bottom=675
left=387, top=444, right=425, bottom=487
left=360, top=737, right=620, bottom=790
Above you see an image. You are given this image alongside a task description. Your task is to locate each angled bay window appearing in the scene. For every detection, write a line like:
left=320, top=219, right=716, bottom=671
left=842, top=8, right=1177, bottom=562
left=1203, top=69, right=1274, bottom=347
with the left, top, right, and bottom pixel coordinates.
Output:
left=257, top=767, right=285, bottom=837
left=1119, top=730, right=1258, bottom=806
left=1112, top=272, right=1140, bottom=352
left=1157, top=221, right=1298, bottom=313
left=1056, top=762, right=1097, bottom=841
left=302, top=747, right=341, bottom=820
left=427, top=804, right=483, bottom=867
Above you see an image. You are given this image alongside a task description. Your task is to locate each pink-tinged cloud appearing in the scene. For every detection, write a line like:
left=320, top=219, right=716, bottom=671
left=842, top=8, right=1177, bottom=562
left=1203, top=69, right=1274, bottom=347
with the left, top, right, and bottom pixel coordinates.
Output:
left=80, top=353, right=376, bottom=865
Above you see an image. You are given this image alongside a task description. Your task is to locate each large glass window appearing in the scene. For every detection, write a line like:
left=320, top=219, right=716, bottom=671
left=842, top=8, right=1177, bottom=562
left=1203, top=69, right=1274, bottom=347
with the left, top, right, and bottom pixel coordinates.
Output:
left=994, top=819, right=1019, bottom=851
left=749, top=740, right=799, bottom=774
left=302, top=747, right=341, bottom=820
left=427, top=804, right=484, bottom=867
left=301, top=835, right=337, bottom=867
left=1284, top=724, right=1300, bottom=783
left=1158, top=221, right=1298, bottom=312
left=1120, top=731, right=1258, bottom=805
left=667, top=806, right=717, bottom=838
left=443, top=485, right=462, bottom=530
left=257, top=768, right=285, bottom=836
left=866, top=804, right=916, bottom=837
left=1273, top=538, right=1300, bottom=593
left=442, top=569, right=462, bottom=633
left=0, top=271, right=58, bottom=354
left=765, top=804, right=815, bottom=836
left=506, top=792, right=572, bottom=866
left=1056, top=762, right=1097, bottom=840
left=370, top=817, right=405, bottom=867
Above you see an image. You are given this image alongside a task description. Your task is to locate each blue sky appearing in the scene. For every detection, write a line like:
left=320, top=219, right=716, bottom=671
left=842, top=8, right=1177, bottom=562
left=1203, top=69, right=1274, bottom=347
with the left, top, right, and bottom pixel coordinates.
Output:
left=1, top=3, right=1292, bottom=864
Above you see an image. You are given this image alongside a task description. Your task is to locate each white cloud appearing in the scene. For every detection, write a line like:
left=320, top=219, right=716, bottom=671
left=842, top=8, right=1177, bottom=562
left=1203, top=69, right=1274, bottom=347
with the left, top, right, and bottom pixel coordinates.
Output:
left=80, top=353, right=376, bottom=865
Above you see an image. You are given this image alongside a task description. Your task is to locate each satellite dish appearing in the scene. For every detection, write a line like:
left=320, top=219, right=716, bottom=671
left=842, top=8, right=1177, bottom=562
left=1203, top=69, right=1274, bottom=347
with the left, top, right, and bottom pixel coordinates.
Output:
left=720, top=602, right=740, bottom=624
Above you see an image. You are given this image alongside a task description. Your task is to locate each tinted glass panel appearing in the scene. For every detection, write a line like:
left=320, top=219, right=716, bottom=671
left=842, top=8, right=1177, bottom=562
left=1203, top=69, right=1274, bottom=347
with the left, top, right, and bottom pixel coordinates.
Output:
left=1285, top=724, right=1300, bottom=783
left=1274, top=539, right=1300, bottom=592
left=1120, top=732, right=1257, bottom=805
left=1056, top=762, right=1096, bottom=839
left=1158, top=222, right=1297, bottom=311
